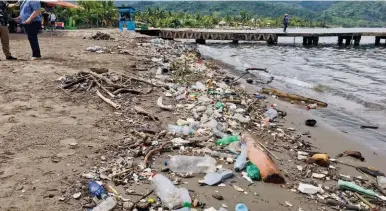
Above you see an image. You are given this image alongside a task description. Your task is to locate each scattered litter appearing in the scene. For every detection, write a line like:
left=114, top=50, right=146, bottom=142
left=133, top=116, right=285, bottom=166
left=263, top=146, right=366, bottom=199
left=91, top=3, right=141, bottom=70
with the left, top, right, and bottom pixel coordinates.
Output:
left=285, top=201, right=293, bottom=207
left=72, top=192, right=81, bottom=199
left=212, top=192, right=224, bottom=200
left=298, top=183, right=324, bottom=195
left=305, top=119, right=317, bottom=127
left=233, top=185, right=244, bottom=192
left=336, top=150, right=365, bottom=161
left=235, top=203, right=249, bottom=211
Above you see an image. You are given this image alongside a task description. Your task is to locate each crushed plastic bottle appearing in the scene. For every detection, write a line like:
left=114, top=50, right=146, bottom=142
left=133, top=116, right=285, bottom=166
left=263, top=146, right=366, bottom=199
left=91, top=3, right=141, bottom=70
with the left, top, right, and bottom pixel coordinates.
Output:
left=168, top=155, right=216, bottom=173
left=298, top=183, right=324, bottom=195
left=235, top=203, right=248, bottom=211
left=194, top=81, right=206, bottom=90
left=233, top=113, right=250, bottom=123
left=168, top=124, right=194, bottom=135
left=151, top=174, right=191, bottom=210
left=203, top=169, right=234, bottom=186
left=234, top=143, right=247, bottom=172
left=92, top=197, right=117, bottom=211
left=88, top=181, right=107, bottom=199
left=377, top=176, right=386, bottom=189
left=265, top=108, right=278, bottom=121
left=216, top=135, right=240, bottom=145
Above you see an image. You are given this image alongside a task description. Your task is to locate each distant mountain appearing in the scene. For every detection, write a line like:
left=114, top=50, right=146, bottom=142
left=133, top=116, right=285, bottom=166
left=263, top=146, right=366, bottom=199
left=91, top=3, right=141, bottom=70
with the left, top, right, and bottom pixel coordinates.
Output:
left=117, top=1, right=386, bottom=27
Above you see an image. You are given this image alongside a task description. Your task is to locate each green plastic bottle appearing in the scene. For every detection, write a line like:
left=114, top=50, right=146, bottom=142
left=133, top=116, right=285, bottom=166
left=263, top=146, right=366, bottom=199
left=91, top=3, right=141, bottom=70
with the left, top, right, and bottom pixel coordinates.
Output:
left=215, top=135, right=239, bottom=145
left=246, top=162, right=261, bottom=181
left=215, top=102, right=225, bottom=112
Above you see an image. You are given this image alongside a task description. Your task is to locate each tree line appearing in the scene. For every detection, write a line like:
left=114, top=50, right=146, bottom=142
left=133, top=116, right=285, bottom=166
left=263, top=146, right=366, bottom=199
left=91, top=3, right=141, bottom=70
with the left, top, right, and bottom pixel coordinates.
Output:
left=53, top=1, right=326, bottom=29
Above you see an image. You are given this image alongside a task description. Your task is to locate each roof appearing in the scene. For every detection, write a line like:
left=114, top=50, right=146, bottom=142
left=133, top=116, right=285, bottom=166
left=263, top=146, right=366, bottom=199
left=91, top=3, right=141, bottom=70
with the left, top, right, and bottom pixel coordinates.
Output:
left=118, top=6, right=135, bottom=13
left=42, top=0, right=79, bottom=9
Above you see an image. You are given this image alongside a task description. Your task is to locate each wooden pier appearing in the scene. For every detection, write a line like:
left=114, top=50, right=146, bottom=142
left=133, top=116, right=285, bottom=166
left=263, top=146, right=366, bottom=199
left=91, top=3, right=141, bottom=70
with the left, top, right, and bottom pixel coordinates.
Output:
left=136, top=28, right=386, bottom=46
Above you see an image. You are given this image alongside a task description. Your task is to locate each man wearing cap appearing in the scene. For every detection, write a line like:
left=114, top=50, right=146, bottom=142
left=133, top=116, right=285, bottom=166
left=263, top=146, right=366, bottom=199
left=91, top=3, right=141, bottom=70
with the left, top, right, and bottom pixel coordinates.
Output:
left=0, top=0, right=17, bottom=61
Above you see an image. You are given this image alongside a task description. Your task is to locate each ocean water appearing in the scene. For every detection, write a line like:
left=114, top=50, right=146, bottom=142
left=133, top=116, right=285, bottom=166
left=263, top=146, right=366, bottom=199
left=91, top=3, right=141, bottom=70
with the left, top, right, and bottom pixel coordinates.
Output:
left=196, top=28, right=386, bottom=152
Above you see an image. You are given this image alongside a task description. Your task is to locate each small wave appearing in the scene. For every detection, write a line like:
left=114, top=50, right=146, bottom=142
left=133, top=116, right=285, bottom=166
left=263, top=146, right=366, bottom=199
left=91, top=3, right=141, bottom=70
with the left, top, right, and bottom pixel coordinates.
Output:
left=328, top=88, right=386, bottom=111
left=273, top=75, right=314, bottom=89
left=312, top=84, right=330, bottom=93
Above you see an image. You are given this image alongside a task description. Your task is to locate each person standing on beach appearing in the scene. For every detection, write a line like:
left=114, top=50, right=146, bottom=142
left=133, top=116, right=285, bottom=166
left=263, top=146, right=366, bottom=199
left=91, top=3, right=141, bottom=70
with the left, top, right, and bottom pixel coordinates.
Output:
left=42, top=11, right=49, bottom=30
left=283, top=14, right=289, bottom=33
left=16, top=0, right=42, bottom=60
left=49, top=12, right=56, bottom=31
left=0, top=0, right=17, bottom=60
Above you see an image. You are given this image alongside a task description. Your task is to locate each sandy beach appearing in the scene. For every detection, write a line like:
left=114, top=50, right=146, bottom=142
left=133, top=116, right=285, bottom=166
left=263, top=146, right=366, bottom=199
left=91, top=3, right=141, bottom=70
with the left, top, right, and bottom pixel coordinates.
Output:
left=0, top=29, right=385, bottom=211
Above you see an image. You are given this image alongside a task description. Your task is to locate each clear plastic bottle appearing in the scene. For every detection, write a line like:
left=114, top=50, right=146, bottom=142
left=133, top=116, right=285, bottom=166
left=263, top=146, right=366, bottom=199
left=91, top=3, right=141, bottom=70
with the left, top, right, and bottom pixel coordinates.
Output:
left=377, top=176, right=386, bottom=189
left=92, top=197, right=117, bottom=211
left=151, top=174, right=191, bottom=210
left=168, top=124, right=194, bottom=135
left=265, top=108, right=278, bottom=120
left=168, top=155, right=216, bottom=173
left=234, top=143, right=247, bottom=172
left=212, top=128, right=228, bottom=138
left=210, top=151, right=237, bottom=159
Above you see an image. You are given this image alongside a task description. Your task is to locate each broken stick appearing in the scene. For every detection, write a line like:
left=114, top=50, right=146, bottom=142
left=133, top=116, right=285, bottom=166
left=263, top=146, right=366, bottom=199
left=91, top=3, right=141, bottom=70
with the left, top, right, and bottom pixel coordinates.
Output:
left=88, top=74, right=115, bottom=98
left=113, top=88, right=143, bottom=95
left=96, top=90, right=121, bottom=109
left=134, top=106, right=158, bottom=121
left=122, top=74, right=167, bottom=88
left=143, top=141, right=171, bottom=167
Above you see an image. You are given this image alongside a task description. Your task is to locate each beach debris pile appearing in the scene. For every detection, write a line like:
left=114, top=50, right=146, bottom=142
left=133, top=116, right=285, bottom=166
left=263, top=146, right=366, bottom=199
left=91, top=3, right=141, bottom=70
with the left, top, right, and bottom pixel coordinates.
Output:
left=58, top=38, right=386, bottom=211
left=90, top=31, right=114, bottom=40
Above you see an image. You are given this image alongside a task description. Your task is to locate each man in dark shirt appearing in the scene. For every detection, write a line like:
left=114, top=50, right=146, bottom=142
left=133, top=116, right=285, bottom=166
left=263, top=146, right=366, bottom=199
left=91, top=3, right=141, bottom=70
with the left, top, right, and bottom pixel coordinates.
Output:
left=283, top=14, right=289, bottom=33
left=0, top=0, right=17, bottom=60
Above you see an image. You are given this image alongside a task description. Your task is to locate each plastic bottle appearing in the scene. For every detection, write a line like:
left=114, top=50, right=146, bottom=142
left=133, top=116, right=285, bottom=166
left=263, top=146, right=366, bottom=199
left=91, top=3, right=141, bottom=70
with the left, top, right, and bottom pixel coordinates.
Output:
left=168, top=155, right=216, bottom=173
left=377, top=176, right=386, bottom=189
left=210, top=151, right=237, bottom=159
left=92, top=197, right=117, bottom=211
left=265, top=108, right=278, bottom=121
left=206, top=105, right=214, bottom=116
left=234, top=143, right=247, bottom=172
left=151, top=174, right=191, bottom=209
left=215, top=102, right=225, bottom=112
left=235, top=203, right=249, bottom=211
left=212, top=128, right=228, bottom=138
left=246, top=162, right=261, bottom=180
left=298, top=183, right=323, bottom=195
left=216, top=135, right=239, bottom=145
left=168, top=124, right=194, bottom=135
left=88, top=181, right=107, bottom=199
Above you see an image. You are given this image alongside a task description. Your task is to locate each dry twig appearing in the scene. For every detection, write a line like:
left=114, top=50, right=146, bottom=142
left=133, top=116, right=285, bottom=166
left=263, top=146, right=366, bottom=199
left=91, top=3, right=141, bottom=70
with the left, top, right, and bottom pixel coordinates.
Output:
left=96, top=90, right=121, bottom=109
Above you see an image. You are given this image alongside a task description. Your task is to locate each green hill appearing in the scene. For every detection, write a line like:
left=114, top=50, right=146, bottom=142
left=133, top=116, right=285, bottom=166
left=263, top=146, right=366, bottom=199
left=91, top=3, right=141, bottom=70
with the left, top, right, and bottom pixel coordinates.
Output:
left=118, top=1, right=386, bottom=27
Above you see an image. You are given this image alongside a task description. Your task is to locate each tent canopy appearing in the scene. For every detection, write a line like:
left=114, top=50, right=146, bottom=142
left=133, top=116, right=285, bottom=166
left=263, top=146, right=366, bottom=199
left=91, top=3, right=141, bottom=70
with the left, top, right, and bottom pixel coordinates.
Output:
left=42, top=0, right=79, bottom=9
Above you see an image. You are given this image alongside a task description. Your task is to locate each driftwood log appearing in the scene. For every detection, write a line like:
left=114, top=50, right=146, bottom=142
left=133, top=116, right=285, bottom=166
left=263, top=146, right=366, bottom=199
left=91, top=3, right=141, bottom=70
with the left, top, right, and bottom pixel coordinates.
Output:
left=242, top=132, right=285, bottom=184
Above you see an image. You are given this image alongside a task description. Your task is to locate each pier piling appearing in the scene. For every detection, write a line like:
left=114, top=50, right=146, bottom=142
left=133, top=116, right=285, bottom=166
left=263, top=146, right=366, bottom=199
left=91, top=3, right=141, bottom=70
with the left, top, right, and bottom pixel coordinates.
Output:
left=195, top=39, right=206, bottom=44
left=136, top=29, right=386, bottom=46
